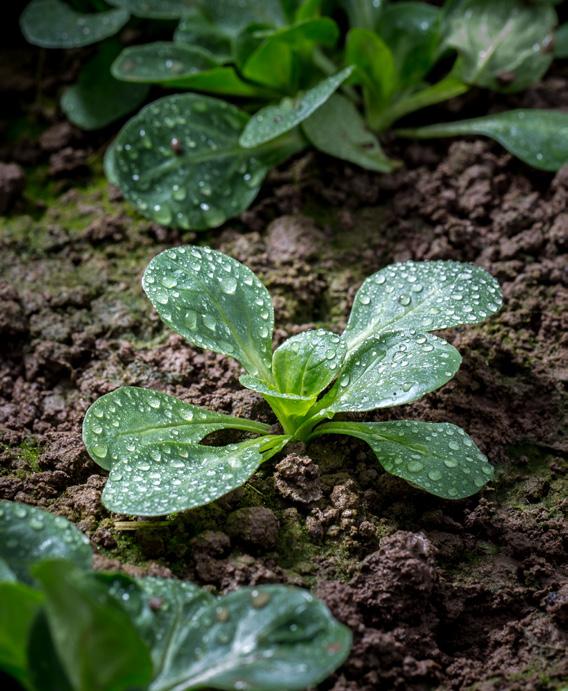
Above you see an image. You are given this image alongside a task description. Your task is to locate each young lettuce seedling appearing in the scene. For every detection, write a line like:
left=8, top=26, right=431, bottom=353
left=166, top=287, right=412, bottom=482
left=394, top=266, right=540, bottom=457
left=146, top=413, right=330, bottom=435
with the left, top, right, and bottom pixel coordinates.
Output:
left=0, top=500, right=351, bottom=691
left=83, top=246, right=503, bottom=517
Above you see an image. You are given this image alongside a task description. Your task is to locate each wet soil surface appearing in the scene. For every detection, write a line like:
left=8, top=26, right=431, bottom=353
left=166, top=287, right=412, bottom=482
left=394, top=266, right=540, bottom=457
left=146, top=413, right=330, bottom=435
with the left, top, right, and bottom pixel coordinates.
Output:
left=1, top=42, right=567, bottom=690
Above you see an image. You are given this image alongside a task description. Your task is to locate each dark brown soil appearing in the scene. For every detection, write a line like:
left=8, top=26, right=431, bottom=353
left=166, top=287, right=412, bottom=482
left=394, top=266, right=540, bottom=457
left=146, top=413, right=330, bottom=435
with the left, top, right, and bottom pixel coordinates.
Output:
left=1, top=33, right=567, bottom=691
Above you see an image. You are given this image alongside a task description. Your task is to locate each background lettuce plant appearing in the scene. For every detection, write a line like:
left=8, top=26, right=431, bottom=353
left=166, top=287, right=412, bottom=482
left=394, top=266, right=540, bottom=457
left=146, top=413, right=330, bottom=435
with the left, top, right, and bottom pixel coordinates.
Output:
left=0, top=499, right=351, bottom=691
left=19, top=0, right=568, bottom=229
left=83, top=246, right=503, bottom=517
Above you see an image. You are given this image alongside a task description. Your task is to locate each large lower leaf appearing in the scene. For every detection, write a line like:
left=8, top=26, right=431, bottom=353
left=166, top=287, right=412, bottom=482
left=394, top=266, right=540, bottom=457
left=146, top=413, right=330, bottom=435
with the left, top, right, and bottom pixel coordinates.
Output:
left=111, top=93, right=303, bottom=229
left=143, top=246, right=275, bottom=378
left=61, top=42, right=148, bottom=131
left=33, top=560, right=153, bottom=691
left=108, top=0, right=197, bottom=19
left=312, top=420, right=494, bottom=499
left=322, top=332, right=461, bottom=413
left=396, top=110, right=568, bottom=172
left=442, top=0, right=555, bottom=92
left=344, top=260, right=502, bottom=355
left=302, top=93, right=397, bottom=172
left=20, top=0, right=129, bottom=49
left=240, top=67, right=353, bottom=148
left=147, top=585, right=352, bottom=690
left=83, top=386, right=269, bottom=471
left=101, top=438, right=272, bottom=516
left=0, top=500, right=92, bottom=585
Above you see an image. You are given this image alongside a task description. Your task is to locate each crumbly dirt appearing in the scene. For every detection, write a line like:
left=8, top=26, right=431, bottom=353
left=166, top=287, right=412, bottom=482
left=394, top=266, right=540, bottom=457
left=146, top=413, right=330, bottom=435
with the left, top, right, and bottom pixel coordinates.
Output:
left=0, top=34, right=567, bottom=691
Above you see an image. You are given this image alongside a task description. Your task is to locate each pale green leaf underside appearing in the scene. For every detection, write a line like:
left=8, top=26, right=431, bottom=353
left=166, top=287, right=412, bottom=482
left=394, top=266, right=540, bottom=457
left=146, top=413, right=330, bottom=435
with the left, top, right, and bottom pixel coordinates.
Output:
left=272, top=329, right=347, bottom=397
left=443, top=0, right=555, bottom=92
left=324, top=332, right=461, bottom=413
left=149, top=585, right=352, bottom=690
left=240, top=66, right=354, bottom=148
left=102, top=439, right=267, bottom=516
left=0, top=501, right=92, bottom=585
left=111, top=94, right=272, bottom=230
left=315, top=420, right=493, bottom=499
left=302, top=93, right=396, bottom=173
left=20, top=0, right=129, bottom=48
left=107, top=0, right=196, bottom=19
left=143, top=246, right=275, bottom=378
left=344, top=260, right=502, bottom=354
left=83, top=386, right=269, bottom=471
left=396, top=110, right=568, bottom=172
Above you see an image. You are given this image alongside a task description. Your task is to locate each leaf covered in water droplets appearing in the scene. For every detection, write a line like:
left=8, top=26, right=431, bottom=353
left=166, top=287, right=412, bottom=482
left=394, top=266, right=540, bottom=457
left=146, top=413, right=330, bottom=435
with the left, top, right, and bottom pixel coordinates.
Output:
left=143, top=246, right=275, bottom=377
left=111, top=93, right=302, bottom=229
left=322, top=332, right=461, bottom=414
left=20, top=0, right=129, bottom=49
left=83, top=385, right=270, bottom=471
left=344, top=260, right=502, bottom=354
left=174, top=11, right=233, bottom=63
left=102, top=438, right=269, bottom=516
left=240, top=66, right=354, bottom=148
left=396, top=110, right=568, bottom=171
left=107, top=0, right=196, bottom=19
left=146, top=584, right=352, bottom=690
left=272, top=329, right=347, bottom=397
left=240, top=374, right=316, bottom=419
left=0, top=500, right=92, bottom=585
left=314, top=421, right=494, bottom=499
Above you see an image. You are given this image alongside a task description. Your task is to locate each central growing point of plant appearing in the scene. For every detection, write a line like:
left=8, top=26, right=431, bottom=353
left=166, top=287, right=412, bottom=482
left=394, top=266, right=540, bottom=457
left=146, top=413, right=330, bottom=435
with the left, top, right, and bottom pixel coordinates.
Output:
left=83, top=246, right=503, bottom=516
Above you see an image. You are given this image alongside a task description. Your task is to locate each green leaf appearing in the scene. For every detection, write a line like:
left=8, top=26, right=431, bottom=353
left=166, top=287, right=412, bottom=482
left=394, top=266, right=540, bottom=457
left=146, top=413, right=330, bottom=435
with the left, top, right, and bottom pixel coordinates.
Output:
left=0, top=500, right=92, bottom=585
left=313, top=420, right=494, bottom=499
left=201, top=0, right=286, bottom=36
left=302, top=93, right=397, bottom=172
left=322, top=332, right=461, bottom=414
left=143, top=246, right=275, bottom=378
left=101, top=438, right=270, bottom=516
left=0, top=558, right=15, bottom=583
left=104, top=138, right=119, bottom=186
left=20, top=0, right=129, bottom=49
left=345, top=28, right=397, bottom=125
left=272, top=329, right=347, bottom=397
left=83, top=386, right=269, bottom=471
left=0, top=581, right=43, bottom=686
left=339, top=0, right=384, bottom=30
left=174, top=11, right=233, bottom=63
left=240, top=66, right=354, bottom=148
left=27, top=611, right=74, bottom=691
left=107, top=0, right=197, bottom=19
left=442, top=0, right=556, bottom=92
left=396, top=110, right=568, bottom=172
left=112, top=42, right=267, bottom=96
left=61, top=42, right=148, bottom=131
left=344, top=260, right=502, bottom=355
left=111, top=93, right=303, bottom=229
left=147, top=584, right=352, bottom=690
left=377, top=2, right=441, bottom=87
left=240, top=374, right=316, bottom=420
left=33, top=560, right=153, bottom=691
left=555, top=23, right=568, bottom=58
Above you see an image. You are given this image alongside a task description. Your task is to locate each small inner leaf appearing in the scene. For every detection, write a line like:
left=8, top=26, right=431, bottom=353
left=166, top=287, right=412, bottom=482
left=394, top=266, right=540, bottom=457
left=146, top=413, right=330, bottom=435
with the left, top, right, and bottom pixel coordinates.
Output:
left=20, top=0, right=129, bottom=49
left=240, top=374, right=316, bottom=420
left=344, top=260, right=503, bottom=354
left=272, top=329, right=347, bottom=397
left=239, top=66, right=354, bottom=148
left=314, top=420, right=493, bottom=499
left=83, top=385, right=269, bottom=471
left=143, top=246, right=275, bottom=378
left=0, top=501, right=92, bottom=585
left=174, top=11, right=233, bottom=63
left=323, top=332, right=461, bottom=414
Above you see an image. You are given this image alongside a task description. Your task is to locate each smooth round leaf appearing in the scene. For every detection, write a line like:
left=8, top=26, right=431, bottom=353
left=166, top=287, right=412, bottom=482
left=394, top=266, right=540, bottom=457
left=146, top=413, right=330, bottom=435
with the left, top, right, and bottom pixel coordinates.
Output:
left=240, top=66, right=354, bottom=148
left=20, top=0, right=129, bottom=49
left=316, top=420, right=494, bottom=499
left=112, top=94, right=278, bottom=230
left=0, top=501, right=92, bottom=585
left=143, top=246, right=274, bottom=378
left=152, top=585, right=352, bottom=690
left=107, top=0, right=197, bottom=19
left=344, top=260, right=503, bottom=355
left=83, top=386, right=268, bottom=471
left=61, top=43, right=148, bottom=131
left=102, top=439, right=267, bottom=516
left=397, top=110, right=568, bottom=172
left=302, top=93, right=397, bottom=172
left=272, top=329, right=347, bottom=397
left=324, top=332, right=461, bottom=414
